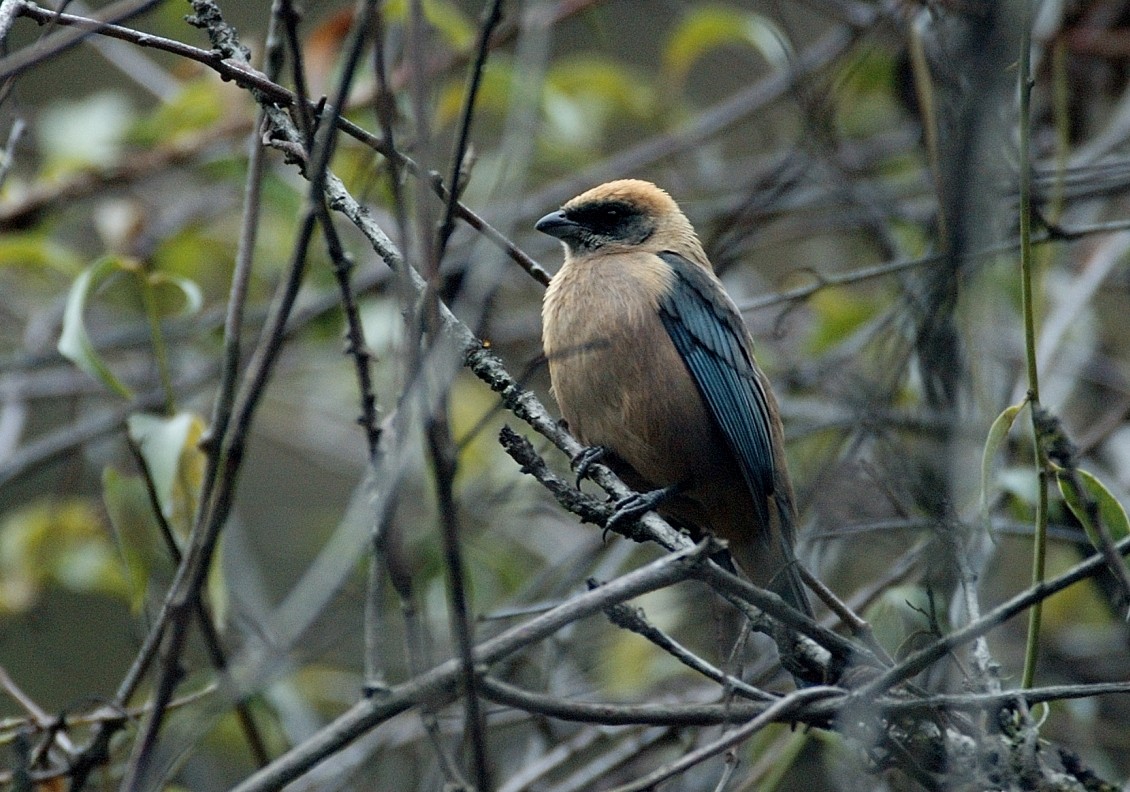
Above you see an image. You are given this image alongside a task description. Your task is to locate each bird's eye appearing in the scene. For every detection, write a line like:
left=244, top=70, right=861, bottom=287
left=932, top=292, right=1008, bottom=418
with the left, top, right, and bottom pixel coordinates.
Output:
left=566, top=201, right=636, bottom=234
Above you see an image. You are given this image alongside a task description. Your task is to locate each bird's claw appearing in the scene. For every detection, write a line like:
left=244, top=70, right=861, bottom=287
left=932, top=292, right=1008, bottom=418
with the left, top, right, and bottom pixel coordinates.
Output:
left=572, top=445, right=608, bottom=487
left=604, top=484, right=681, bottom=534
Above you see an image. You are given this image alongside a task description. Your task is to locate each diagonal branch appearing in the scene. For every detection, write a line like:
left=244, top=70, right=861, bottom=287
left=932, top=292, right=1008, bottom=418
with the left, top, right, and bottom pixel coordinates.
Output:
left=227, top=544, right=710, bottom=792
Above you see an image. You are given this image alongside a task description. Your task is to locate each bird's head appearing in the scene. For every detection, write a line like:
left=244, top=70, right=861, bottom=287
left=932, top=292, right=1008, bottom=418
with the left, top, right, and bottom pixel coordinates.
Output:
left=535, top=179, right=708, bottom=267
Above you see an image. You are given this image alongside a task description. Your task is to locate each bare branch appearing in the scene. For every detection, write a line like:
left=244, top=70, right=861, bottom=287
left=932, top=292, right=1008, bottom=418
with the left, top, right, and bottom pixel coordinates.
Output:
left=227, top=544, right=710, bottom=792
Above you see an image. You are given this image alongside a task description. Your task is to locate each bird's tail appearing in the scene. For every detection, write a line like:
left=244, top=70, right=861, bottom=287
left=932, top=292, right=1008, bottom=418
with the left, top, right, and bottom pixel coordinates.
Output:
left=726, top=528, right=813, bottom=619
left=718, top=490, right=813, bottom=618
left=769, top=542, right=813, bottom=619
left=759, top=490, right=813, bottom=619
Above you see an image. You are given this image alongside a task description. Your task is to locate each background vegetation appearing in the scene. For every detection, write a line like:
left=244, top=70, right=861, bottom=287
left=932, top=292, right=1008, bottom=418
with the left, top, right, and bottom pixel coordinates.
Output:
left=3, top=0, right=1130, bottom=789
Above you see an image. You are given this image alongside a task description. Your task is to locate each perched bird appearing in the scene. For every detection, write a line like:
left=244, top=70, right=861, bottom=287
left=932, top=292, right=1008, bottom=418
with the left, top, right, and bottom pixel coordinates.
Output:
left=538, top=179, right=811, bottom=617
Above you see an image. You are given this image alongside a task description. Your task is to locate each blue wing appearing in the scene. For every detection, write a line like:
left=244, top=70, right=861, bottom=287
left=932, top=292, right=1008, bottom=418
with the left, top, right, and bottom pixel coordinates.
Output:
left=656, top=251, right=776, bottom=531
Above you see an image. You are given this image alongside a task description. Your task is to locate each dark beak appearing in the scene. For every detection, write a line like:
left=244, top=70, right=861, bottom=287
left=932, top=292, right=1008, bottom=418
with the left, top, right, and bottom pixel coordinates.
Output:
left=535, top=209, right=580, bottom=240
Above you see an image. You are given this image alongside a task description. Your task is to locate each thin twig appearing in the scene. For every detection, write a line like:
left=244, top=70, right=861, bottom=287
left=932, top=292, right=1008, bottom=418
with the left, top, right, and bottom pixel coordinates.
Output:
left=480, top=676, right=776, bottom=727
left=424, top=0, right=493, bottom=784
left=604, top=686, right=841, bottom=792
left=125, top=440, right=271, bottom=767
left=855, top=534, right=1130, bottom=700
left=310, top=2, right=382, bottom=461
left=0, top=0, right=163, bottom=81
left=0, top=0, right=23, bottom=43
left=798, top=565, right=894, bottom=667
left=0, top=666, right=75, bottom=755
left=600, top=598, right=778, bottom=702
left=1017, top=5, right=1048, bottom=691
left=12, top=2, right=551, bottom=285
left=436, top=0, right=504, bottom=260
left=1, top=684, right=220, bottom=787
left=277, top=0, right=316, bottom=149
left=0, top=116, right=25, bottom=190
left=362, top=0, right=406, bottom=697
left=118, top=0, right=366, bottom=785
left=227, top=545, right=709, bottom=792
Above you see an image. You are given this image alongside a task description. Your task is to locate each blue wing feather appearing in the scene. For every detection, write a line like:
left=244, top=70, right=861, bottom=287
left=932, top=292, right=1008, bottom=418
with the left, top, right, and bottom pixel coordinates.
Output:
left=656, top=252, right=776, bottom=531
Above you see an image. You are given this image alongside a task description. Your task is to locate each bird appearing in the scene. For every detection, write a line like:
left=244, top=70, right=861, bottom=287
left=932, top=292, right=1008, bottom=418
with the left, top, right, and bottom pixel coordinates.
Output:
left=537, top=179, right=812, bottom=618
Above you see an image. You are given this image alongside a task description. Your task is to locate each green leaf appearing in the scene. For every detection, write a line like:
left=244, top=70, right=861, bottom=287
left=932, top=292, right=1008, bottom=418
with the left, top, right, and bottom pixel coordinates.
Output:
left=383, top=0, right=475, bottom=50
left=57, top=255, right=135, bottom=399
left=39, top=92, right=134, bottom=170
left=664, top=5, right=791, bottom=84
left=208, top=533, right=229, bottom=631
left=128, top=80, right=225, bottom=145
left=1057, top=468, right=1130, bottom=548
left=981, top=401, right=1025, bottom=521
left=804, top=290, right=882, bottom=355
left=0, top=232, right=83, bottom=275
left=542, top=56, right=657, bottom=150
left=0, top=498, right=128, bottom=613
left=147, top=272, right=204, bottom=316
left=102, top=468, right=162, bottom=612
left=127, top=412, right=204, bottom=522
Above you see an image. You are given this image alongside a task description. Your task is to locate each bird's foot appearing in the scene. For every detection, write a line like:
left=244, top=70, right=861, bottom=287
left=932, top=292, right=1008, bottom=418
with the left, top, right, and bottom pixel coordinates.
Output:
left=572, top=445, right=608, bottom=487
left=605, top=484, right=682, bottom=533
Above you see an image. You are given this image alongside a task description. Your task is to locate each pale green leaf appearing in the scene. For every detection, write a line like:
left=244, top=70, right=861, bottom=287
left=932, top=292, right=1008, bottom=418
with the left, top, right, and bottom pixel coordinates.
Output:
left=0, top=233, right=83, bottom=275
left=1058, top=468, right=1130, bottom=548
left=127, top=412, right=201, bottom=521
left=39, top=92, right=134, bottom=169
left=128, top=80, right=225, bottom=145
left=147, top=272, right=204, bottom=316
left=664, top=5, right=791, bottom=83
left=57, top=255, right=135, bottom=399
left=383, top=0, right=475, bottom=50
left=981, top=402, right=1024, bottom=519
left=102, top=467, right=161, bottom=612
left=208, top=533, right=228, bottom=630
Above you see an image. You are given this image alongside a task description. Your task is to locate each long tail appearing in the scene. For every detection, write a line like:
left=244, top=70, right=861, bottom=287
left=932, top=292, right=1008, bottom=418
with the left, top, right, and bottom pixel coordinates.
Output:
left=768, top=489, right=813, bottom=618
left=726, top=526, right=812, bottom=618
left=769, top=539, right=813, bottom=618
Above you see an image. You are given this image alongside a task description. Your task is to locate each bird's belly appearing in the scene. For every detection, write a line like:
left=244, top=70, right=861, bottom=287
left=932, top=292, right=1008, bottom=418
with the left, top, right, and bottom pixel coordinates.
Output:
left=546, top=306, right=721, bottom=492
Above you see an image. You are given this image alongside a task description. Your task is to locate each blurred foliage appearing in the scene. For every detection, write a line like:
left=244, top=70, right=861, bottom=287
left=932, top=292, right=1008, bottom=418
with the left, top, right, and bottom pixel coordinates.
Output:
left=834, top=48, right=904, bottom=138
left=803, top=288, right=883, bottom=355
left=102, top=465, right=169, bottom=613
left=540, top=55, right=661, bottom=158
left=0, top=230, right=83, bottom=275
left=1, top=0, right=1130, bottom=790
left=128, top=81, right=228, bottom=146
left=38, top=93, right=135, bottom=172
left=385, top=0, right=476, bottom=51
left=0, top=499, right=127, bottom=613
left=663, top=5, right=791, bottom=85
